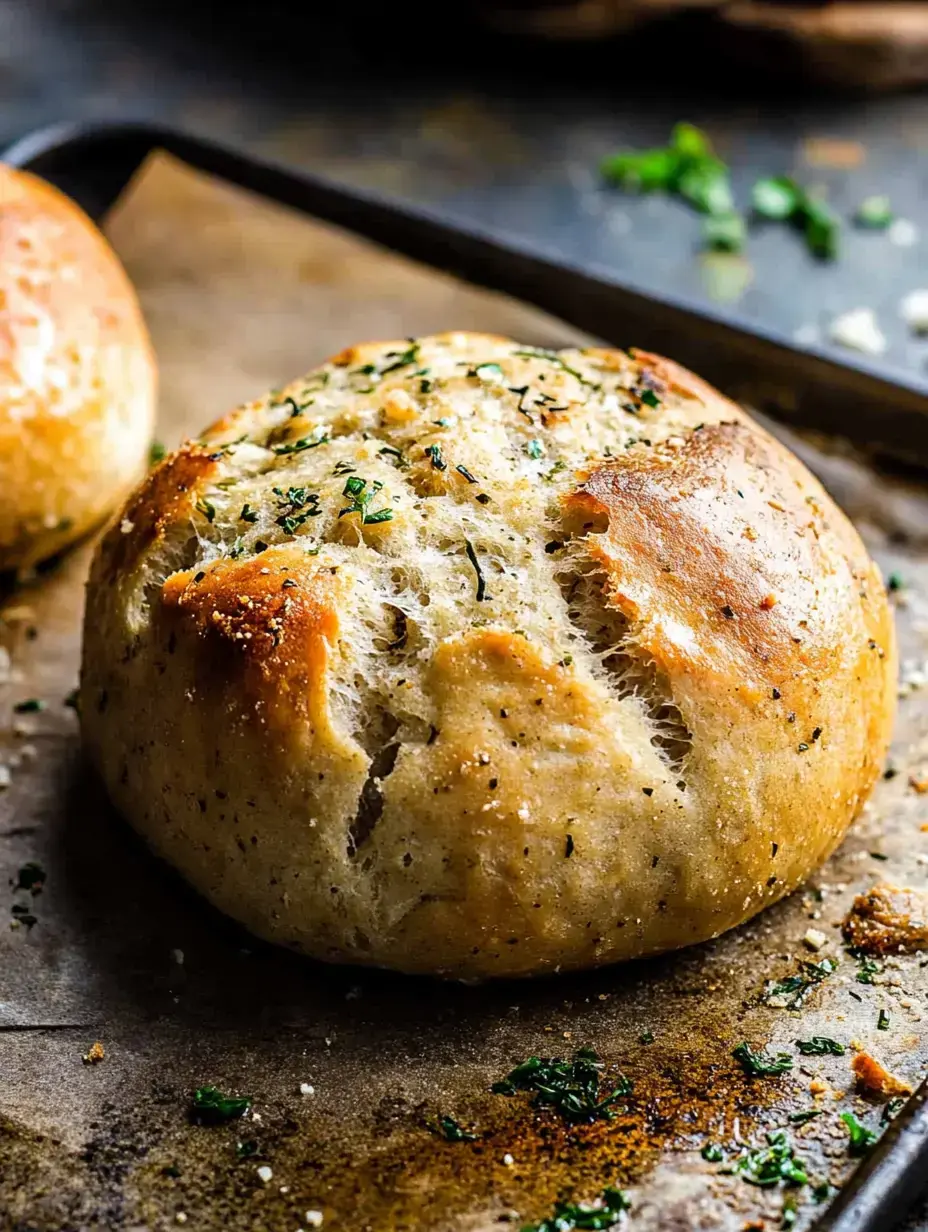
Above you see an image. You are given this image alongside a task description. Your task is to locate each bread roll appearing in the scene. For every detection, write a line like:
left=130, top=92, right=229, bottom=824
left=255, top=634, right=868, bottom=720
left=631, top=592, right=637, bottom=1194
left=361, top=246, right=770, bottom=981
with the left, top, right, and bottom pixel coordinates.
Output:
left=80, top=333, right=895, bottom=978
left=0, top=165, right=155, bottom=570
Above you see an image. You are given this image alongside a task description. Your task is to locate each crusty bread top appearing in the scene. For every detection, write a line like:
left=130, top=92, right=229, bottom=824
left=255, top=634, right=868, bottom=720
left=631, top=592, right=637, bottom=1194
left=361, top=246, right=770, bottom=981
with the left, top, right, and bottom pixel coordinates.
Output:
left=83, top=332, right=895, bottom=975
left=0, top=164, right=155, bottom=567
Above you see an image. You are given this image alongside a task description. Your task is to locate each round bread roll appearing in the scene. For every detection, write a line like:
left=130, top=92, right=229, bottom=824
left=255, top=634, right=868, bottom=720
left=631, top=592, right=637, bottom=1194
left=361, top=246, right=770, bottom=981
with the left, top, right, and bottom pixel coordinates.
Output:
left=0, top=164, right=155, bottom=569
left=80, top=333, right=896, bottom=979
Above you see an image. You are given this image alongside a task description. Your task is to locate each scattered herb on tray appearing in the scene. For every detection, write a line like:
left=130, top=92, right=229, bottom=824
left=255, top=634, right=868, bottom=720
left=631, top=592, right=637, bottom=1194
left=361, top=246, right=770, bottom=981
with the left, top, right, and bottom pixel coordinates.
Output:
left=702, top=1143, right=724, bottom=1162
left=752, top=177, right=840, bottom=260
left=762, top=957, right=838, bottom=1009
left=732, top=1042, right=793, bottom=1078
left=14, top=698, right=45, bottom=714
left=522, top=1186, right=631, bottom=1232
left=435, top=1115, right=478, bottom=1142
left=724, top=1130, right=807, bottom=1187
left=190, top=1085, right=252, bottom=1125
left=840, top=1111, right=878, bottom=1156
left=492, top=1047, right=632, bottom=1124
left=787, top=1109, right=823, bottom=1126
left=877, top=1009, right=891, bottom=1031
left=855, top=196, right=893, bottom=230
left=795, top=1037, right=845, bottom=1056
left=854, top=953, right=881, bottom=985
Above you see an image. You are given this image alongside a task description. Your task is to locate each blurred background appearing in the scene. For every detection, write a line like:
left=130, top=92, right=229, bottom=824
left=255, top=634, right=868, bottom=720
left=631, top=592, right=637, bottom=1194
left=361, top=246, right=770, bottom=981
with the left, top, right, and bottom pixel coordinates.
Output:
left=5, top=1, right=928, bottom=379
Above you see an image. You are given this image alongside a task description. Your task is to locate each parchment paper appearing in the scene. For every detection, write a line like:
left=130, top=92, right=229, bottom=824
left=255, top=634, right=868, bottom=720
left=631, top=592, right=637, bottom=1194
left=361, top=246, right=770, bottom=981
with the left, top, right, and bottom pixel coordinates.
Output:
left=0, top=152, right=926, bottom=1232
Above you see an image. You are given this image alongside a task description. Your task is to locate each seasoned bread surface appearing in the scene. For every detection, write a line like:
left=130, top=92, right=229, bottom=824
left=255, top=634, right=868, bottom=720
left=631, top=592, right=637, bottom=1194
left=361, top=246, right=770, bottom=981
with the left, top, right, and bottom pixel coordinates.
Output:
left=81, top=333, right=896, bottom=977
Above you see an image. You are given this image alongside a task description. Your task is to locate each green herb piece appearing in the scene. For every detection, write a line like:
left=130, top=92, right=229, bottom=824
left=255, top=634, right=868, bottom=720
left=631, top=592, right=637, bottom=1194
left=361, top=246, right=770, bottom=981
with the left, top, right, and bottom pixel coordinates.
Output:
left=526, top=439, right=544, bottom=460
left=14, top=861, right=45, bottom=893
left=521, top=1186, right=631, bottom=1232
left=235, top=1139, right=258, bottom=1158
left=271, top=428, right=329, bottom=456
left=11, top=903, right=37, bottom=927
left=752, top=177, right=801, bottom=222
left=781, top=1195, right=799, bottom=1228
left=380, top=341, right=420, bottom=375
left=729, top=1131, right=807, bottom=1187
left=638, top=1030, right=654, bottom=1045
left=877, top=1009, right=890, bottom=1030
left=812, top=1181, right=831, bottom=1203
left=455, top=464, right=479, bottom=484
left=600, top=145, right=681, bottom=194
left=162, top=1163, right=182, bottom=1177
left=855, top=195, right=893, bottom=230
left=464, top=540, right=489, bottom=604
left=869, top=851, right=888, bottom=861
left=762, top=957, right=838, bottom=1009
left=855, top=954, right=881, bottom=985
left=638, top=388, right=661, bottom=409
left=702, top=1143, right=724, bottom=1162
left=339, top=476, right=394, bottom=526
left=788, top=1109, right=823, bottom=1125
left=14, top=698, right=45, bottom=714
left=601, top=123, right=733, bottom=219
left=190, top=1085, right=251, bottom=1125
left=888, top=571, right=904, bottom=592
left=841, top=1111, right=878, bottom=1156
left=239, top=504, right=259, bottom=524
left=703, top=211, right=746, bottom=252
left=148, top=440, right=166, bottom=466
left=437, top=1115, right=477, bottom=1142
left=733, top=1042, right=793, bottom=1078
left=492, top=1047, right=631, bottom=1124
left=332, top=460, right=356, bottom=477
left=678, top=158, right=733, bottom=216
left=881, top=1096, right=906, bottom=1124
left=512, top=347, right=599, bottom=389
left=194, top=497, right=216, bottom=523
left=424, top=444, right=446, bottom=471
left=378, top=445, right=405, bottom=465
left=795, top=1037, right=845, bottom=1056
left=803, top=197, right=840, bottom=260
left=474, top=362, right=504, bottom=383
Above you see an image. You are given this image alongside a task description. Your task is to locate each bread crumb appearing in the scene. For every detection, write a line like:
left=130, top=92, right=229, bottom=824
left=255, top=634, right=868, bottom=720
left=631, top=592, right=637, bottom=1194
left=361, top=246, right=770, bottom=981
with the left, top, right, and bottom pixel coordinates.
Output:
left=829, top=308, right=887, bottom=356
left=82, top=1041, right=105, bottom=1065
left=852, top=1051, right=912, bottom=1096
left=803, top=927, right=828, bottom=951
left=842, top=883, right=928, bottom=954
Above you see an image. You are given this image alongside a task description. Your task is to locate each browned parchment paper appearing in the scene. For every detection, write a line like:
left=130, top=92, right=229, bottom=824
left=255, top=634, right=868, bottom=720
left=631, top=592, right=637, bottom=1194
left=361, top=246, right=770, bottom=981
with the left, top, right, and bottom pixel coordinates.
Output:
left=0, top=152, right=926, bottom=1232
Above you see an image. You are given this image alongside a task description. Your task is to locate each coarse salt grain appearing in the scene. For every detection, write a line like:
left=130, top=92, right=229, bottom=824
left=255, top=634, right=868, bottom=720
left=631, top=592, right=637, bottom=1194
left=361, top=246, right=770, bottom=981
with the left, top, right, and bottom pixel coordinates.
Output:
left=828, top=308, right=887, bottom=356
left=0, top=765, right=12, bottom=789
left=171, top=949, right=184, bottom=965
left=257, top=1165, right=273, bottom=1184
left=900, top=289, right=928, bottom=333
left=889, top=218, right=919, bottom=247
left=803, top=928, right=828, bottom=951
left=306, top=1213, right=324, bottom=1228
left=502, top=1153, right=515, bottom=1166
left=300, top=1082, right=315, bottom=1096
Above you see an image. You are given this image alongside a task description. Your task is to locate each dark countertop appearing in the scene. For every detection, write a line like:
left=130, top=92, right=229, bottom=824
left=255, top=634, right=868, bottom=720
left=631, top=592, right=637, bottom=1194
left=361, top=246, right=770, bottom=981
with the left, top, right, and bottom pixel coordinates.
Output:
left=0, top=3, right=926, bottom=1228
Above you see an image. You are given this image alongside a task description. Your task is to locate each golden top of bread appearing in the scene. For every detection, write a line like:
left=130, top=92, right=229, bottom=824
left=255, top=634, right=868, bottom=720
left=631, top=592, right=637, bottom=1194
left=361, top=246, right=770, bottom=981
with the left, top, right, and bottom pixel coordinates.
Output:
left=0, top=165, right=155, bottom=568
left=81, top=333, right=896, bottom=978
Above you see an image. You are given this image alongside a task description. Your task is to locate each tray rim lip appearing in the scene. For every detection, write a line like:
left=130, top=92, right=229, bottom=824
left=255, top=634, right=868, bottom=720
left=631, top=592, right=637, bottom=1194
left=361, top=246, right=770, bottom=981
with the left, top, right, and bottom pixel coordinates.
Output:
left=3, top=114, right=928, bottom=1232
left=6, top=117, right=928, bottom=420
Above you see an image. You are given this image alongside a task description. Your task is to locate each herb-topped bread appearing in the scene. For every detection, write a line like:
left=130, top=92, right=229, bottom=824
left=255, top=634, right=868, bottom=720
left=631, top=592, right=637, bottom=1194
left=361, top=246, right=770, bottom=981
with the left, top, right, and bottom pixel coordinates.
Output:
left=0, top=164, right=155, bottom=570
left=80, top=333, right=896, bottom=978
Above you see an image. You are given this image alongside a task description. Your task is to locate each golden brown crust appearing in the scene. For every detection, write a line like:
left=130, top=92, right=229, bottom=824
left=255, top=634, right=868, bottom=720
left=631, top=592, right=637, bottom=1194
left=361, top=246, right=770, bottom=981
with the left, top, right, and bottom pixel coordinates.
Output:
left=842, top=883, right=928, bottom=955
left=80, top=334, right=896, bottom=978
left=851, top=1052, right=912, bottom=1097
left=0, top=164, right=155, bottom=569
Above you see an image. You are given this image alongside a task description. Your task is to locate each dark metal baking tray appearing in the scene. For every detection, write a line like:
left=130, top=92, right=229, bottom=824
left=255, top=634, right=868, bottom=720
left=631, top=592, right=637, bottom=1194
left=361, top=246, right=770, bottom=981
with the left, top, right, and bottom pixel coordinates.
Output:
left=1, top=119, right=926, bottom=1232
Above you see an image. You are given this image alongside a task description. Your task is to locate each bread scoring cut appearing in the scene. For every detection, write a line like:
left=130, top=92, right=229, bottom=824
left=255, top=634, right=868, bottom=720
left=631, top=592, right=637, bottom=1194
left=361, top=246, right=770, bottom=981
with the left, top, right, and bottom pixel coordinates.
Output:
left=81, top=333, right=896, bottom=977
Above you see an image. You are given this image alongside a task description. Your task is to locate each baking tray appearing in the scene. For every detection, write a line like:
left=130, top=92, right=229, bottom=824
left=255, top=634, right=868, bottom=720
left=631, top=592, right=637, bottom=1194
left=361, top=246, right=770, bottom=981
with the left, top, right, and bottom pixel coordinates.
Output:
left=0, top=120, right=926, bottom=1232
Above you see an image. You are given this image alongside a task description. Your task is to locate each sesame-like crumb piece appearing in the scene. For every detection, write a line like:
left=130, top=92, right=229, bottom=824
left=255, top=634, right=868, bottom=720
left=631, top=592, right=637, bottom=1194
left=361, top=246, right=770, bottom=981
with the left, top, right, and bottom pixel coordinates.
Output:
left=82, top=1041, right=105, bottom=1065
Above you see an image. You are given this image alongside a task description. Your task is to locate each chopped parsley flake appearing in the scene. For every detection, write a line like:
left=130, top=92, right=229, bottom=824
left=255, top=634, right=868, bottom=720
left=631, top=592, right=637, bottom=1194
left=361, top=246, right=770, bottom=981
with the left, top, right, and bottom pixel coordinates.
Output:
left=726, top=1131, right=807, bottom=1187
left=888, top=571, right=904, bottom=592
left=841, top=1111, right=878, bottom=1156
left=148, top=440, right=166, bottom=466
left=526, top=439, right=544, bottom=459
left=521, top=1187, right=630, bottom=1232
left=732, top=1042, right=793, bottom=1078
left=473, top=362, right=504, bottom=382
left=239, top=504, right=259, bottom=524
left=877, top=1009, right=890, bottom=1031
left=455, top=464, right=479, bottom=484
left=464, top=539, right=489, bottom=603
left=787, top=1109, right=823, bottom=1126
left=702, top=1143, right=724, bottom=1162
left=855, top=954, right=881, bottom=985
left=752, top=176, right=840, bottom=259
left=380, top=341, right=420, bottom=375
left=424, top=444, right=446, bottom=471
left=378, top=445, right=405, bottom=465
left=271, top=428, right=329, bottom=456
left=14, top=698, right=45, bottom=713
left=339, top=476, right=394, bottom=525
left=195, top=497, right=216, bottom=522
left=436, top=1115, right=477, bottom=1142
left=491, top=1047, right=631, bottom=1124
left=190, top=1085, right=251, bottom=1125
left=855, top=195, right=893, bottom=230
left=795, top=1037, right=845, bottom=1056
left=762, top=957, right=837, bottom=1009
left=512, top=347, right=600, bottom=390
